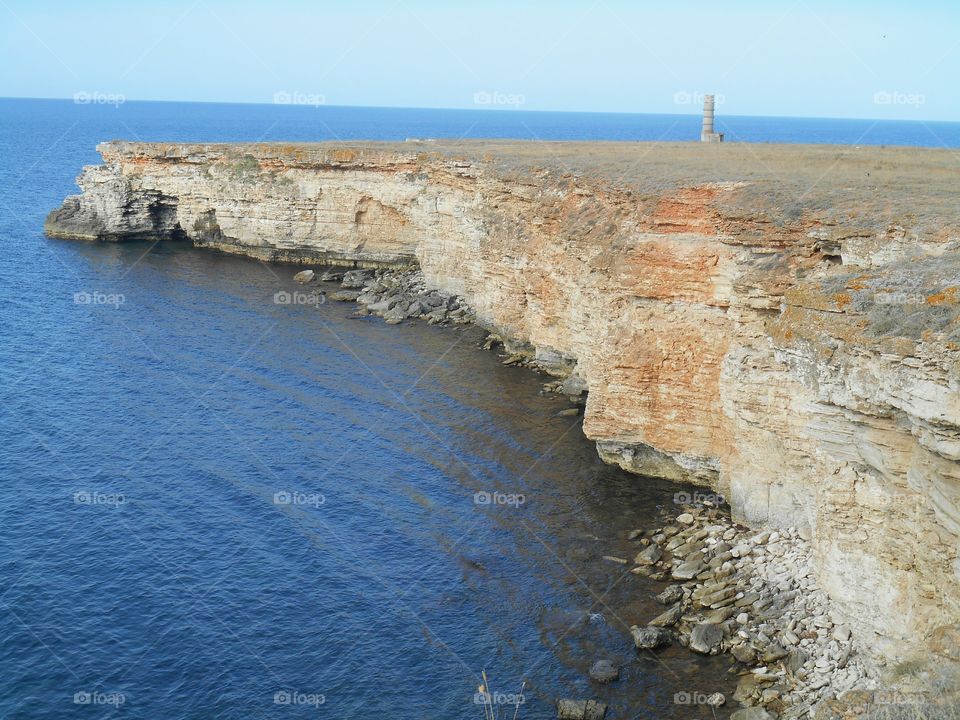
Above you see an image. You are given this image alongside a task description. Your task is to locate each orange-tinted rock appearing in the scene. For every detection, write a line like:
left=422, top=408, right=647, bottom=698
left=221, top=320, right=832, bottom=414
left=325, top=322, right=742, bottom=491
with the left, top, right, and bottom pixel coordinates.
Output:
left=46, top=140, right=960, bottom=665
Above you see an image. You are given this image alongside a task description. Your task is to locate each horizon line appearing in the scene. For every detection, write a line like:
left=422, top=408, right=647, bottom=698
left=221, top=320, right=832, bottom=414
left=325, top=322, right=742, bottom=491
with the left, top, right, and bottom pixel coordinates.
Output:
left=2, top=95, right=956, bottom=126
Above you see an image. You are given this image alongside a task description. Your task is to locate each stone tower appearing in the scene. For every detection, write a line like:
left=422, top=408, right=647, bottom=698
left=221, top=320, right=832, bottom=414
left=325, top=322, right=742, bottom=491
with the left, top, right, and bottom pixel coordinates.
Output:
left=701, top=94, right=724, bottom=143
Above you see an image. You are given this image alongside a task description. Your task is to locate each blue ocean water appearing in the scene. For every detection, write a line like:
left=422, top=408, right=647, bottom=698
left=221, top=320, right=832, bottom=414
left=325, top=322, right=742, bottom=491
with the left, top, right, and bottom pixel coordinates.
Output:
left=1, top=97, right=957, bottom=719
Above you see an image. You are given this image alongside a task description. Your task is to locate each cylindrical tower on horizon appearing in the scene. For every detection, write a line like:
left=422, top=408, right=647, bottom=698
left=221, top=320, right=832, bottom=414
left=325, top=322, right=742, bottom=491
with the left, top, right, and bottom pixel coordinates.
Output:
left=701, top=94, right=724, bottom=143
left=702, top=94, right=715, bottom=136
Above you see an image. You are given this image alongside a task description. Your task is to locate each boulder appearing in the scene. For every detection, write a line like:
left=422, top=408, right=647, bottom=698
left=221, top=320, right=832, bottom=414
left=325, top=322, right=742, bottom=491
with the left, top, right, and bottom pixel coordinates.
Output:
left=732, top=643, right=757, bottom=664
left=426, top=308, right=449, bottom=324
left=656, top=585, right=684, bottom=605
left=561, top=374, right=588, bottom=396
left=760, top=643, right=788, bottom=663
left=588, top=659, right=619, bottom=683
left=382, top=306, right=406, bottom=324
left=365, top=299, right=391, bottom=312
left=689, top=623, right=724, bottom=654
left=784, top=649, right=807, bottom=674
left=832, top=626, right=852, bottom=643
left=706, top=692, right=726, bottom=706
left=704, top=607, right=736, bottom=624
left=341, top=269, right=373, bottom=288
left=634, top=543, right=662, bottom=566
left=631, top=625, right=671, bottom=650
left=556, top=699, right=607, bottom=720
left=293, top=269, right=315, bottom=283
left=671, top=559, right=706, bottom=580
left=733, top=674, right=773, bottom=703
left=649, top=603, right=683, bottom=628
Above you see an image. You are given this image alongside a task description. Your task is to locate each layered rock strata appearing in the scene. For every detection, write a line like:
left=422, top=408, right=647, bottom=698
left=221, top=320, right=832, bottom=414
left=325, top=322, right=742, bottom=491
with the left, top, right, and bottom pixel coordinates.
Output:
left=46, top=140, right=960, bottom=671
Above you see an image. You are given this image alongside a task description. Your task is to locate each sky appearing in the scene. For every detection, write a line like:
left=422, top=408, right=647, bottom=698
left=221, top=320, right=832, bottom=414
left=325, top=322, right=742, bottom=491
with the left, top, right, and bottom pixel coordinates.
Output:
left=1, top=0, right=958, bottom=121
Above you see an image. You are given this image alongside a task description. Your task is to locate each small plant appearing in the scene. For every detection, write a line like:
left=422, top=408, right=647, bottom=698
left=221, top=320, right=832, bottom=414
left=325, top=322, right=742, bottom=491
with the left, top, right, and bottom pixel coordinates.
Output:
left=227, top=153, right=261, bottom=181
left=476, top=671, right=525, bottom=720
left=890, top=659, right=928, bottom=679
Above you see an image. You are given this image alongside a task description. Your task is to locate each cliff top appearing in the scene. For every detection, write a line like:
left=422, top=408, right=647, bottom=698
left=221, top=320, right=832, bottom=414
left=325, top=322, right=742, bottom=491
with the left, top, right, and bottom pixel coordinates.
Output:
left=100, top=139, right=960, bottom=238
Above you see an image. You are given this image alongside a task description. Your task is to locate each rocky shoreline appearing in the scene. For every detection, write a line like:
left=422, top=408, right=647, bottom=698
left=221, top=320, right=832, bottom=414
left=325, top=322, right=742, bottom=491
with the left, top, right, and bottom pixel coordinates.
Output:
left=626, top=504, right=879, bottom=719
left=297, top=264, right=897, bottom=719
left=45, top=141, right=960, bottom=674
left=295, top=265, right=478, bottom=328
left=45, top=138, right=960, bottom=715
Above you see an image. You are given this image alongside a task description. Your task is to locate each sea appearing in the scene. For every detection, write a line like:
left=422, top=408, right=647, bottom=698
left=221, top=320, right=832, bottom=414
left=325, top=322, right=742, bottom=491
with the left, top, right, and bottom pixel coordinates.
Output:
left=2, top=97, right=959, bottom=720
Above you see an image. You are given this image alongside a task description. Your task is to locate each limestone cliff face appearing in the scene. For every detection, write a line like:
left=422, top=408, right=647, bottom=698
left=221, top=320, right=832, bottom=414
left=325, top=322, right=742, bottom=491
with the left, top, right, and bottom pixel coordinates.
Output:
left=47, top=140, right=960, bottom=664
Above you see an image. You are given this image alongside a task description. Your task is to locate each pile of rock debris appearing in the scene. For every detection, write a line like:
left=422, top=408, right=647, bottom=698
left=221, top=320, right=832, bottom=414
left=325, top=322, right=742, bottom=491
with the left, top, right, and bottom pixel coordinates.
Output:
left=627, top=505, right=878, bottom=719
left=298, top=266, right=475, bottom=326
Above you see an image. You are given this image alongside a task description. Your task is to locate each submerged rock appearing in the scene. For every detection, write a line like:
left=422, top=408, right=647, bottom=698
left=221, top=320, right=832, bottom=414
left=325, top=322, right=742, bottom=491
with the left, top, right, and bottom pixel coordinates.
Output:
left=588, top=659, right=619, bottom=683
left=631, top=625, right=671, bottom=650
left=556, top=699, right=607, bottom=720
left=706, top=692, right=726, bottom=707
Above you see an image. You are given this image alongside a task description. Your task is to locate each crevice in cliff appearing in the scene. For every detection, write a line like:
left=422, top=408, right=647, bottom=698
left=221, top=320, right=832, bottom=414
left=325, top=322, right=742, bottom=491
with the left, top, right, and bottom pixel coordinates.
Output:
left=192, top=209, right=223, bottom=246
left=146, top=192, right=187, bottom=241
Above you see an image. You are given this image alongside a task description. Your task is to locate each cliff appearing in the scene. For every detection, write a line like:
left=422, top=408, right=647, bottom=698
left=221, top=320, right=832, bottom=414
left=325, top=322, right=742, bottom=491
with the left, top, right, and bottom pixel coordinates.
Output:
left=46, top=140, right=960, bottom=670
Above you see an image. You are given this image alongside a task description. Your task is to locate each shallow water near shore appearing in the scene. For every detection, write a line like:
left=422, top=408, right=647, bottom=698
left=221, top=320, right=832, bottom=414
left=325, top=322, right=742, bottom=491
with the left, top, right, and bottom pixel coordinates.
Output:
left=0, top=98, right=749, bottom=719
left=1, top=237, right=738, bottom=718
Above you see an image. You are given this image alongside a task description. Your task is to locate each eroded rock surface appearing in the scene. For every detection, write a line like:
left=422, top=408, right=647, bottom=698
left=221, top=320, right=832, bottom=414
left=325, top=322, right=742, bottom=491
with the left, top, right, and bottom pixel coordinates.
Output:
left=46, top=140, right=960, bottom=667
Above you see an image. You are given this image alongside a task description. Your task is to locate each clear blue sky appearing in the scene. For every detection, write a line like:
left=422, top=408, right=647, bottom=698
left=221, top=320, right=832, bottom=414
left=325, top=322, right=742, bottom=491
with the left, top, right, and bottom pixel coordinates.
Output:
left=1, top=0, right=957, bottom=121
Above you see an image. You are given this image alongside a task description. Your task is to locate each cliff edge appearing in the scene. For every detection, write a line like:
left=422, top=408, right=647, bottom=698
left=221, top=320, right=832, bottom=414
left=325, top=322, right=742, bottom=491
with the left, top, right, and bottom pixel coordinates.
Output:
left=46, top=139, right=960, bottom=673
